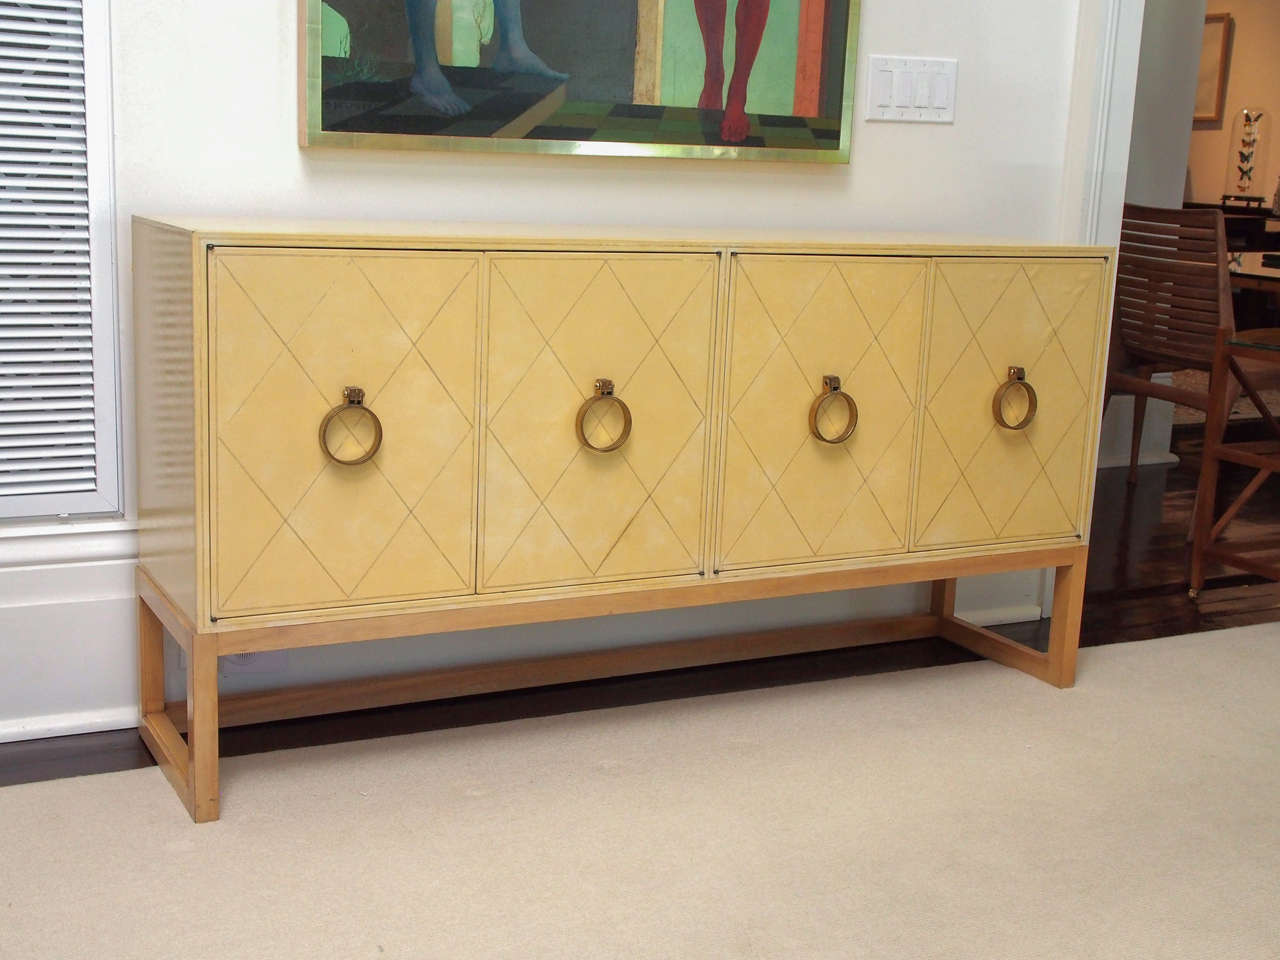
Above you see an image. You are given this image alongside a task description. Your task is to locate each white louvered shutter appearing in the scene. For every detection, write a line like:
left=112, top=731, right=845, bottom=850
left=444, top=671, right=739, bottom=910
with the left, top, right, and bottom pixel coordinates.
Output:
left=0, top=0, right=118, bottom=519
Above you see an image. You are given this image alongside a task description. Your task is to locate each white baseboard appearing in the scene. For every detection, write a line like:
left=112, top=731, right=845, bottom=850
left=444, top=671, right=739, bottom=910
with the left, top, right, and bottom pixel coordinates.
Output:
left=0, top=706, right=138, bottom=744
left=1097, top=450, right=1180, bottom=469
left=959, top=603, right=1045, bottom=627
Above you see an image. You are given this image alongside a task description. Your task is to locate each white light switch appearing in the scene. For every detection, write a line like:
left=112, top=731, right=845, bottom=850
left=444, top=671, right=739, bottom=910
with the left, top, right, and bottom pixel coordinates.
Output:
left=913, top=74, right=931, bottom=108
left=873, top=69, right=893, bottom=107
left=865, top=56, right=958, bottom=123
left=933, top=75, right=953, bottom=110
left=892, top=69, right=913, bottom=108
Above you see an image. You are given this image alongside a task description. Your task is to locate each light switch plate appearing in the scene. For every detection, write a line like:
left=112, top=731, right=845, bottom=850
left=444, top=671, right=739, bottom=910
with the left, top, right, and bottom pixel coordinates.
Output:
left=865, top=56, right=957, bottom=123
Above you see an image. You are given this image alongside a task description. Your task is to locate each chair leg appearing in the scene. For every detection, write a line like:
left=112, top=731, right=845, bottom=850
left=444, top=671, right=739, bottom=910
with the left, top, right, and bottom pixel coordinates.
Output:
left=1186, top=378, right=1241, bottom=546
left=1128, top=392, right=1148, bottom=485
left=1125, top=367, right=1154, bottom=486
left=1189, top=348, right=1234, bottom=596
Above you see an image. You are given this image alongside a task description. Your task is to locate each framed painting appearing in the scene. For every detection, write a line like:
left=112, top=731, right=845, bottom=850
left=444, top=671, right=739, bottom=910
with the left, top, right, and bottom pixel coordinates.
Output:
left=298, top=0, right=860, bottom=162
left=1194, top=12, right=1231, bottom=124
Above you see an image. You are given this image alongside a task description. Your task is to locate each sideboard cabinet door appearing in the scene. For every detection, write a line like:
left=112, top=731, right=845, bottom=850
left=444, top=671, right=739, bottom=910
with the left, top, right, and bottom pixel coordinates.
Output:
left=208, top=248, right=481, bottom=618
left=913, top=258, right=1108, bottom=549
left=481, top=253, right=719, bottom=592
left=717, top=255, right=928, bottom=570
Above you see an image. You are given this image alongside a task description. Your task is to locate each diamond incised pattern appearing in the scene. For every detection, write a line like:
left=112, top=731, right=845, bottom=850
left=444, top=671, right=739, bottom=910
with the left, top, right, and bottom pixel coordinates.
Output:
left=720, top=257, right=927, bottom=569
left=482, top=255, right=716, bottom=590
left=914, top=260, right=1104, bottom=548
left=212, top=250, right=480, bottom=616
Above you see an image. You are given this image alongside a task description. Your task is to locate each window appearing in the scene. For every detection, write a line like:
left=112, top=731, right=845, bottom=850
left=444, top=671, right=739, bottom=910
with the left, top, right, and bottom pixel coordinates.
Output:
left=0, top=0, right=119, bottom=520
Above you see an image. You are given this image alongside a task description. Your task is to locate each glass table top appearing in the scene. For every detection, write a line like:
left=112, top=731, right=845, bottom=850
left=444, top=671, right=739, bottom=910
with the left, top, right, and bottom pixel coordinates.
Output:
left=1230, top=328, right=1280, bottom=351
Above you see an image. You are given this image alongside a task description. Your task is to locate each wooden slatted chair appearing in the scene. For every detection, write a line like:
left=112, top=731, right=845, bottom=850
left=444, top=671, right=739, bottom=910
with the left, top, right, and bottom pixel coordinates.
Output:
left=1106, top=203, right=1236, bottom=484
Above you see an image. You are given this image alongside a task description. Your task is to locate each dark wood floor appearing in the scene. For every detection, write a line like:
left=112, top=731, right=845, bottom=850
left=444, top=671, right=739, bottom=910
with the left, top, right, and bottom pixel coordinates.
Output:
left=3, top=423, right=1278, bottom=790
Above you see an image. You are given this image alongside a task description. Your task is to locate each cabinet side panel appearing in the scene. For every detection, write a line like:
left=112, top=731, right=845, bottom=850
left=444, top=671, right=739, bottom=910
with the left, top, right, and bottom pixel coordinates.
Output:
left=134, top=218, right=198, bottom=620
left=1074, top=253, right=1115, bottom=547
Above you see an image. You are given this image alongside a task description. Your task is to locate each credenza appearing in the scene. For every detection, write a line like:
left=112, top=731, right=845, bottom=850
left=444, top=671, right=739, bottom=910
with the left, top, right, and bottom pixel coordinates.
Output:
left=133, top=217, right=1113, bottom=821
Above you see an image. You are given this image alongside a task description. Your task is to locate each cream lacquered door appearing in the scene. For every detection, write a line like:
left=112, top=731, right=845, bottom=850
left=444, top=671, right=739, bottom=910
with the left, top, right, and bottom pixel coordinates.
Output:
left=913, top=258, right=1107, bottom=549
left=717, top=255, right=928, bottom=570
left=480, top=253, right=718, bottom=592
left=209, top=247, right=481, bottom=618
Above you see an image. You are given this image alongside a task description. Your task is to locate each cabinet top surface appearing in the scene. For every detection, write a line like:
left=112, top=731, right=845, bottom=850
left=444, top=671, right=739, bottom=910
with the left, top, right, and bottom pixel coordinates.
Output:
left=134, top=216, right=1112, bottom=259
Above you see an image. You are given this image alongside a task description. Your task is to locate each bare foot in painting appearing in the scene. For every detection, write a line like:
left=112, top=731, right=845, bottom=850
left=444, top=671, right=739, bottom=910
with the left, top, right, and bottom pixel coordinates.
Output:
left=492, top=45, right=568, bottom=81
left=410, top=68, right=470, bottom=116
left=721, top=77, right=752, bottom=141
left=720, top=105, right=751, bottom=142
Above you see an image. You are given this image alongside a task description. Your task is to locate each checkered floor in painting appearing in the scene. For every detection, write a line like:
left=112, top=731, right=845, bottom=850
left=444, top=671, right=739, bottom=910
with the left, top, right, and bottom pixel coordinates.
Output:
left=528, top=102, right=841, bottom=150
left=320, top=60, right=841, bottom=150
left=322, top=66, right=566, bottom=138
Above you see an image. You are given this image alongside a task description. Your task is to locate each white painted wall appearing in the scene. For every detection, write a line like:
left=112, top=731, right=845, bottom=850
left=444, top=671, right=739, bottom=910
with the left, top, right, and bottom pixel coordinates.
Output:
left=0, top=0, right=1142, bottom=741
left=1097, top=0, right=1206, bottom=470
left=1125, top=0, right=1206, bottom=208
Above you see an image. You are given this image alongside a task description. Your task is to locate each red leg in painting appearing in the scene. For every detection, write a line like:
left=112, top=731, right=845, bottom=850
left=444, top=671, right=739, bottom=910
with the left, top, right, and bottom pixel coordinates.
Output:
left=694, top=0, right=727, bottom=110
left=722, top=0, right=770, bottom=142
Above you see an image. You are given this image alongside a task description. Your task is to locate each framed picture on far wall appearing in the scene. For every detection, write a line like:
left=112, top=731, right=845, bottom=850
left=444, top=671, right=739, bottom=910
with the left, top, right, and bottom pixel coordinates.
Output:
left=1194, top=12, right=1232, bottom=124
left=298, top=0, right=860, bottom=162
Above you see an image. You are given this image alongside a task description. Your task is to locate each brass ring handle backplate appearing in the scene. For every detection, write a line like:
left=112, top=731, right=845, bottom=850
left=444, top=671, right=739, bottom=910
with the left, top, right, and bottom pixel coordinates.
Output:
left=992, top=366, right=1038, bottom=430
left=319, top=386, right=383, bottom=465
left=575, top=378, right=633, bottom=452
left=808, top=374, right=858, bottom=444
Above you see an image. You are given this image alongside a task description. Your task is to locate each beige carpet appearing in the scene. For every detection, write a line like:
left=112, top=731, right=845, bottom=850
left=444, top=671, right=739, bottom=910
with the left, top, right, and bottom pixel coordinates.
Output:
left=2, top=626, right=1278, bottom=960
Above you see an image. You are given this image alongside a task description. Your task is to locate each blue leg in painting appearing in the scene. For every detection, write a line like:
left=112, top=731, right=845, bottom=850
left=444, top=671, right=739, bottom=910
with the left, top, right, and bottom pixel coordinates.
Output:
left=492, top=0, right=569, bottom=81
left=406, top=0, right=471, bottom=115
left=406, top=0, right=567, bottom=117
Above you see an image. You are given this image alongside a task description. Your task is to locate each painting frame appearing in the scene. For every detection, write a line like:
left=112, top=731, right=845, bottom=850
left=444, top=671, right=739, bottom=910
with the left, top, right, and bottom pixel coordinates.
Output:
left=298, top=0, right=860, bottom=162
left=1193, top=12, right=1232, bottom=124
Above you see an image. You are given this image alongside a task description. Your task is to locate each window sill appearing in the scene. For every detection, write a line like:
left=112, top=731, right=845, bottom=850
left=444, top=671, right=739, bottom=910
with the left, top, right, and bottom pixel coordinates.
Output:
left=0, top=517, right=139, bottom=569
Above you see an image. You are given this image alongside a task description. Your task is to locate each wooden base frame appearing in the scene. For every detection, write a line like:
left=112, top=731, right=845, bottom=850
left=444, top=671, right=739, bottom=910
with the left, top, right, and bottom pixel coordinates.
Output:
left=137, top=546, right=1087, bottom=823
left=137, top=594, right=219, bottom=822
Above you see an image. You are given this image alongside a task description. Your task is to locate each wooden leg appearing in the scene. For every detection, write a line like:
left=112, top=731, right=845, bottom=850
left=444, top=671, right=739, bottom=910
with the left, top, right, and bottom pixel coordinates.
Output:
left=186, top=634, right=220, bottom=823
left=930, top=578, right=956, bottom=617
left=137, top=593, right=197, bottom=820
left=136, top=584, right=221, bottom=823
left=1046, top=557, right=1085, bottom=688
left=1190, top=337, right=1233, bottom=598
left=138, top=597, right=165, bottom=718
left=937, top=549, right=1086, bottom=688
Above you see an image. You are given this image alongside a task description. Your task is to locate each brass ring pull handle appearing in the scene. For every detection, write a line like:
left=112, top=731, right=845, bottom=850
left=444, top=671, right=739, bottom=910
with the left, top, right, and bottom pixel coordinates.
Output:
left=575, top=378, right=633, bottom=453
left=808, top=374, right=858, bottom=444
left=992, top=366, right=1038, bottom=430
left=318, top=386, right=383, bottom=465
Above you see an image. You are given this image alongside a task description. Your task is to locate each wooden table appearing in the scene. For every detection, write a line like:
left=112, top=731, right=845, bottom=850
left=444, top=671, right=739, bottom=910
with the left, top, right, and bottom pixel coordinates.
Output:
left=1190, top=328, right=1280, bottom=595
